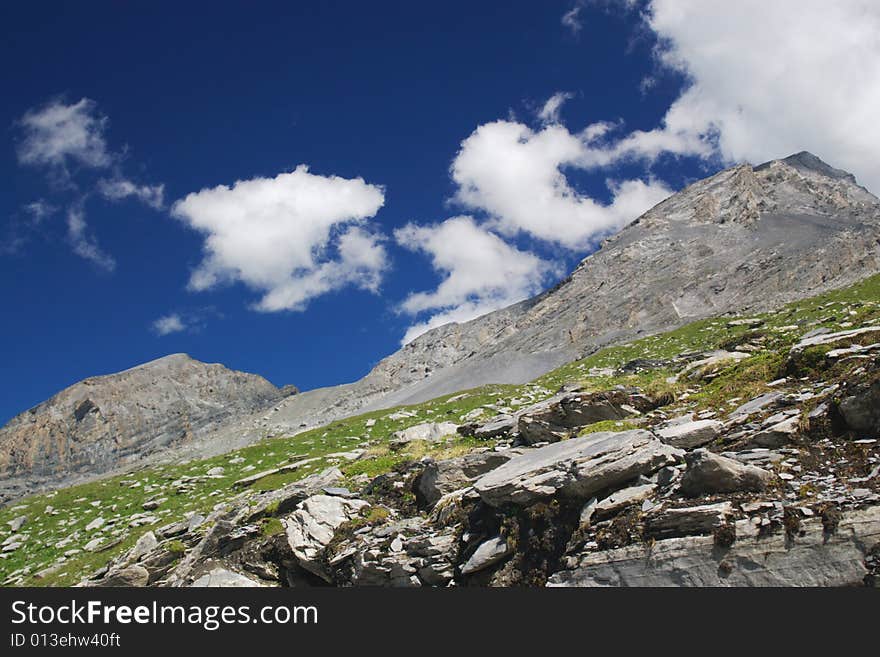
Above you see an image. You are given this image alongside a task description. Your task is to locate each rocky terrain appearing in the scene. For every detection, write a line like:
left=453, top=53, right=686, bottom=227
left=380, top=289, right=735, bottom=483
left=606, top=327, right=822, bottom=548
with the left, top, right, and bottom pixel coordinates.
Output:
left=1, top=152, right=879, bottom=587
left=254, top=152, right=880, bottom=435
left=0, top=354, right=295, bottom=502
left=1, top=273, right=878, bottom=587
left=3, top=152, right=879, bottom=505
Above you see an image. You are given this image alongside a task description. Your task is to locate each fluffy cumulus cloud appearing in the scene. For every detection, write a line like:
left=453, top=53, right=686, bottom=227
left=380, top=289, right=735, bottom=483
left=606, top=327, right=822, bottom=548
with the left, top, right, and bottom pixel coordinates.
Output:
left=451, top=120, right=673, bottom=249
left=395, top=216, right=556, bottom=344
left=632, top=0, right=880, bottom=191
left=172, top=166, right=387, bottom=312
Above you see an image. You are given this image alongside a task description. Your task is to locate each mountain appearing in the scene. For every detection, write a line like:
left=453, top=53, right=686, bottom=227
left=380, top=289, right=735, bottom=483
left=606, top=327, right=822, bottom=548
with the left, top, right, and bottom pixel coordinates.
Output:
left=4, top=269, right=878, bottom=587
left=259, top=152, right=880, bottom=432
left=2, top=151, right=879, bottom=502
left=2, top=152, right=880, bottom=588
left=0, top=354, right=294, bottom=502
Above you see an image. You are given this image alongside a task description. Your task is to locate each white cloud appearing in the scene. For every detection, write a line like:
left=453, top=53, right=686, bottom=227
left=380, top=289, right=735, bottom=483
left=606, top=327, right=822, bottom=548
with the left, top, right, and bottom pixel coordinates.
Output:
left=23, top=200, right=57, bottom=224
left=630, top=0, right=880, bottom=191
left=538, top=92, right=574, bottom=124
left=98, top=178, right=165, bottom=209
left=171, top=165, right=387, bottom=312
left=451, top=120, right=673, bottom=249
left=561, top=5, right=584, bottom=35
left=16, top=99, right=112, bottom=171
left=395, top=216, right=556, bottom=344
left=66, top=207, right=115, bottom=272
left=152, top=313, right=186, bottom=336
left=13, top=97, right=166, bottom=269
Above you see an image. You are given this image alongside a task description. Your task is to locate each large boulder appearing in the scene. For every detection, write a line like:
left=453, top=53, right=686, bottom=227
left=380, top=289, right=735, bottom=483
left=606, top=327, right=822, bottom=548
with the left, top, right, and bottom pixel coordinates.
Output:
left=244, top=467, right=343, bottom=522
left=284, top=495, right=370, bottom=581
left=678, top=449, right=773, bottom=496
left=747, top=416, right=800, bottom=448
left=390, top=422, right=459, bottom=450
left=837, top=380, right=880, bottom=437
left=416, top=450, right=519, bottom=506
left=474, top=430, right=682, bottom=507
left=656, top=417, right=722, bottom=449
left=517, top=390, right=654, bottom=445
left=460, top=536, right=512, bottom=575
left=92, top=565, right=150, bottom=587
left=327, top=517, right=458, bottom=587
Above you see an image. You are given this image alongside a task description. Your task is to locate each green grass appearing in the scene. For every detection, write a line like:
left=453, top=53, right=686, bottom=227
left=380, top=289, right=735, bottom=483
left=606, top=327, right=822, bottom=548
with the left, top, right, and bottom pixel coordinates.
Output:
left=576, top=420, right=642, bottom=436
left=2, top=272, right=880, bottom=586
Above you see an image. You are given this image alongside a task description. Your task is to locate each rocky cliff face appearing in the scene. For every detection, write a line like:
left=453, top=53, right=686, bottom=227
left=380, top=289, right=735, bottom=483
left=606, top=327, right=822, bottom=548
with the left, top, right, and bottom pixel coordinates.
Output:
left=262, top=152, right=880, bottom=432
left=0, top=354, right=292, bottom=502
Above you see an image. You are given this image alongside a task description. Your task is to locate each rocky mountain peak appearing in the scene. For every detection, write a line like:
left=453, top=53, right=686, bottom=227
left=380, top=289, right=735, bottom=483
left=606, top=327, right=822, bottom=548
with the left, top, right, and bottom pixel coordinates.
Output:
left=0, top=354, right=295, bottom=502
left=257, top=152, right=880, bottom=436
left=630, top=152, right=877, bottom=232
left=768, top=150, right=859, bottom=182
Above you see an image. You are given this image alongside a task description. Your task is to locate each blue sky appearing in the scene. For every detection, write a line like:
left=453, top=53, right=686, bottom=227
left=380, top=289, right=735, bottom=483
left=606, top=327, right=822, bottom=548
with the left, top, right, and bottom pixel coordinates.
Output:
left=2, top=1, right=879, bottom=423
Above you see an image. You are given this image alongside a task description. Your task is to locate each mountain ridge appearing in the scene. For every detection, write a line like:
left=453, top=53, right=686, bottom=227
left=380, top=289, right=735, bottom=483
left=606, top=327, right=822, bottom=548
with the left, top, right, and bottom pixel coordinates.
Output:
left=3, top=151, right=880, bottom=501
left=258, top=151, right=880, bottom=432
left=0, top=353, right=294, bottom=502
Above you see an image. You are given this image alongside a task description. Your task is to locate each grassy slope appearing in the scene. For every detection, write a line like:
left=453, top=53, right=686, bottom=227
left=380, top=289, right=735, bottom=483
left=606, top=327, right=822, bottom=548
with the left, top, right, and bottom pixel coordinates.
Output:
left=2, top=273, right=879, bottom=586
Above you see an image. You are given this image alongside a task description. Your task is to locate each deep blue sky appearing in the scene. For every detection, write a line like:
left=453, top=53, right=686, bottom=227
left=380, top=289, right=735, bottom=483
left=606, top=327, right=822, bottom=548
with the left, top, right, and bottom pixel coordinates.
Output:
left=0, top=1, right=709, bottom=422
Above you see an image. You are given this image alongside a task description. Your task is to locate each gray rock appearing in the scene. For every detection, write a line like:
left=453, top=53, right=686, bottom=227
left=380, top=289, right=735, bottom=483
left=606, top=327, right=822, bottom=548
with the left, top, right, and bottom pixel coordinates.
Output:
left=790, top=326, right=880, bottom=353
left=284, top=495, right=370, bottom=581
left=186, top=513, right=206, bottom=533
left=474, top=430, right=682, bottom=507
left=460, top=537, right=512, bottom=575
left=808, top=403, right=830, bottom=420
left=644, top=502, right=735, bottom=539
left=472, top=415, right=517, bottom=439
left=128, top=531, right=158, bottom=562
left=679, top=449, right=773, bottom=496
left=656, top=465, right=682, bottom=488
left=322, top=516, right=457, bottom=587
left=677, top=351, right=751, bottom=381
left=93, top=564, right=150, bottom=587
left=8, top=516, right=26, bottom=532
left=548, top=506, right=880, bottom=587
left=579, top=497, right=599, bottom=527
left=245, top=467, right=343, bottom=522
left=417, top=451, right=517, bottom=506
left=83, top=537, right=105, bottom=552
left=747, top=416, right=800, bottom=448
left=232, top=467, right=282, bottom=488
left=838, top=381, right=880, bottom=437
left=190, top=568, right=262, bottom=587
left=656, top=418, right=722, bottom=449
left=322, top=487, right=355, bottom=498
left=517, top=390, right=653, bottom=445
left=389, top=422, right=459, bottom=450
left=594, top=484, right=657, bottom=519
left=729, top=392, right=785, bottom=419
